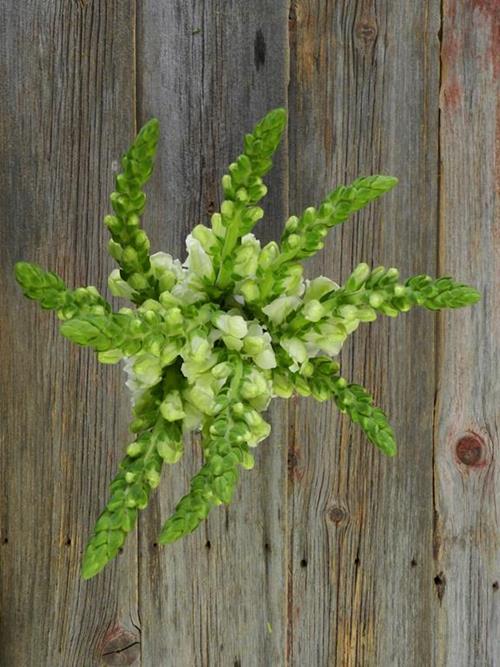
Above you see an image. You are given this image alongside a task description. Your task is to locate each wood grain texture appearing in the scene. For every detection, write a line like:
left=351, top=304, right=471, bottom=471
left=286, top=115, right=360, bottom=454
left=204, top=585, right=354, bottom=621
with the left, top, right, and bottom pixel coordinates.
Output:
left=287, top=1, right=440, bottom=665
left=0, top=1, right=497, bottom=665
left=0, top=2, right=140, bottom=666
left=434, top=1, right=500, bottom=665
left=134, top=3, right=289, bottom=665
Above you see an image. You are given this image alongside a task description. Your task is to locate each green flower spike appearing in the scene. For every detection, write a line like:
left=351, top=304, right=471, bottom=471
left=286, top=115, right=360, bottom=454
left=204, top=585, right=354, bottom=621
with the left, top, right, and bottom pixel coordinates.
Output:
left=15, top=109, right=480, bottom=580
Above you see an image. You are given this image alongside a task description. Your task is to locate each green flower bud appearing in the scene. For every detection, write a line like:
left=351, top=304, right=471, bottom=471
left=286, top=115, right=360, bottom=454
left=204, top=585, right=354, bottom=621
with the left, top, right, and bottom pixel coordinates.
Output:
left=221, top=334, right=243, bottom=351
left=380, top=268, right=400, bottom=285
left=165, top=307, right=183, bottom=327
left=104, top=214, right=122, bottom=235
left=286, top=233, right=301, bottom=248
left=210, top=212, right=225, bottom=238
left=303, top=299, right=326, bottom=322
left=368, top=291, right=385, bottom=308
left=346, top=263, right=371, bottom=291
left=262, top=295, right=301, bottom=325
left=126, top=440, right=146, bottom=457
left=365, top=266, right=386, bottom=288
left=150, top=251, right=182, bottom=282
left=304, top=276, right=339, bottom=301
left=258, top=241, right=280, bottom=269
left=220, top=199, right=236, bottom=221
left=280, top=337, right=308, bottom=364
left=160, top=390, right=186, bottom=422
left=153, top=420, right=183, bottom=464
left=272, top=370, right=294, bottom=398
left=233, top=234, right=260, bottom=277
left=122, top=246, right=139, bottom=268
left=232, top=402, right=245, bottom=416
left=138, top=299, right=162, bottom=313
left=241, top=369, right=269, bottom=400
left=191, top=224, right=218, bottom=253
left=133, top=354, right=162, bottom=386
left=393, top=284, right=406, bottom=297
left=238, top=279, right=260, bottom=303
left=108, top=239, right=123, bottom=262
left=284, top=215, right=299, bottom=233
left=338, top=305, right=358, bottom=321
left=189, top=334, right=211, bottom=361
left=243, top=335, right=264, bottom=356
left=145, top=467, right=161, bottom=488
left=211, top=362, right=233, bottom=380
left=241, top=451, right=255, bottom=470
left=378, top=302, right=399, bottom=317
left=185, top=235, right=215, bottom=281
left=254, top=348, right=277, bottom=370
left=98, top=348, right=124, bottom=364
left=300, top=361, right=315, bottom=377
left=213, top=313, right=248, bottom=338
left=293, top=374, right=312, bottom=397
left=156, top=439, right=183, bottom=464
left=159, top=290, right=182, bottom=308
left=356, top=306, right=377, bottom=322
left=184, top=384, right=215, bottom=415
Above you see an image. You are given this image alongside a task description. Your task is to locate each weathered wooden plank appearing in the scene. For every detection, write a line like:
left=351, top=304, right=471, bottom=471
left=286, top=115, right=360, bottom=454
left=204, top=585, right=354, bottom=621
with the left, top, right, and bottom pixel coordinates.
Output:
left=0, top=2, right=140, bottom=665
left=135, top=2, right=289, bottom=665
left=434, top=2, right=500, bottom=665
left=287, top=2, right=440, bottom=664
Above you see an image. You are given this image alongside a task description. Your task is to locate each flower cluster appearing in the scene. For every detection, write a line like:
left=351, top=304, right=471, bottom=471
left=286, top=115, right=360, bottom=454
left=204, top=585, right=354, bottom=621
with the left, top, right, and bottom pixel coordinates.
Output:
left=15, top=109, right=480, bottom=579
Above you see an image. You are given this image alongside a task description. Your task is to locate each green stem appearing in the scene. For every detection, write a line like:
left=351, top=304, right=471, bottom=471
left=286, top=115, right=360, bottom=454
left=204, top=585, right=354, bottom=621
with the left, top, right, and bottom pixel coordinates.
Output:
left=215, top=206, right=243, bottom=289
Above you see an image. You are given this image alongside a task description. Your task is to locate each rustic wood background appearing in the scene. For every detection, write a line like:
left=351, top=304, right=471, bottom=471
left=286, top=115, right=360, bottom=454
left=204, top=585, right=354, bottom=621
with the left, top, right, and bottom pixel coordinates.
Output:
left=1, top=1, right=498, bottom=665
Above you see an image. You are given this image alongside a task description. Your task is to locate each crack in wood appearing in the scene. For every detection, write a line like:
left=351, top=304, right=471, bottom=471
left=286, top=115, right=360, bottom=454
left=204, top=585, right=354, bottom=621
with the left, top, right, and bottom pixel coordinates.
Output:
left=102, top=641, right=141, bottom=656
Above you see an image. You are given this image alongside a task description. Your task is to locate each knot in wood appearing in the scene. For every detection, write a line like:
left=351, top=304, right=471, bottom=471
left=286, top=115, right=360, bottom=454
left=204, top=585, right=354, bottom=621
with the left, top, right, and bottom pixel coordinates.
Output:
left=354, top=19, right=378, bottom=47
left=455, top=433, right=485, bottom=467
left=327, top=506, right=348, bottom=525
left=101, top=626, right=140, bottom=666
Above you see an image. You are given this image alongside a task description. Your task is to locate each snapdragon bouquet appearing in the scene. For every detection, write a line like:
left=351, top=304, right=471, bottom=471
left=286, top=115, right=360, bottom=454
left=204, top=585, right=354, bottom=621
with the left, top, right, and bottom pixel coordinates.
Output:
left=15, top=109, right=480, bottom=579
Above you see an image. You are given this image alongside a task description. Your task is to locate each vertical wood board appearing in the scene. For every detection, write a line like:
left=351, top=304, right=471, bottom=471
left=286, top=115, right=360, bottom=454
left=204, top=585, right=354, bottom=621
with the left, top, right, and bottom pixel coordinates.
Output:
left=135, top=2, right=290, bottom=666
left=287, top=1, right=440, bottom=665
left=0, top=2, right=140, bottom=666
left=434, top=1, right=500, bottom=665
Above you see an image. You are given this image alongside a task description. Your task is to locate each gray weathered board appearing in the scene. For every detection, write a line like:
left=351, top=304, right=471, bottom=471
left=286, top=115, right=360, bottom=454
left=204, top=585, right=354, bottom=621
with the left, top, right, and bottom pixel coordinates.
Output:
left=0, top=1, right=498, bottom=665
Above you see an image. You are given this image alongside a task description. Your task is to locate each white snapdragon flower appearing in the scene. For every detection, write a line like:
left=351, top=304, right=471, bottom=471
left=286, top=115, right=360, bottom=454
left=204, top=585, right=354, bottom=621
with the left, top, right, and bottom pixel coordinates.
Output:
left=280, top=337, right=308, bottom=365
left=184, top=234, right=215, bottom=281
left=304, top=276, right=338, bottom=301
left=171, top=280, right=206, bottom=304
left=213, top=313, right=248, bottom=339
left=233, top=233, right=261, bottom=277
left=243, top=322, right=277, bottom=369
left=262, top=295, right=301, bottom=325
left=150, top=252, right=184, bottom=292
left=150, top=251, right=184, bottom=279
left=191, top=224, right=219, bottom=254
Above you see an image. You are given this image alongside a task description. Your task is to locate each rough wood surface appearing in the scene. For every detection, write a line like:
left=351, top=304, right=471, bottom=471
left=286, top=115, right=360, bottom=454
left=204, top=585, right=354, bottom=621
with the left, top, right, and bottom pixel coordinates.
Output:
left=0, top=2, right=142, bottom=666
left=434, top=1, right=500, bottom=665
left=134, top=2, right=289, bottom=666
left=0, top=1, right=497, bottom=666
left=287, top=2, right=440, bottom=665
